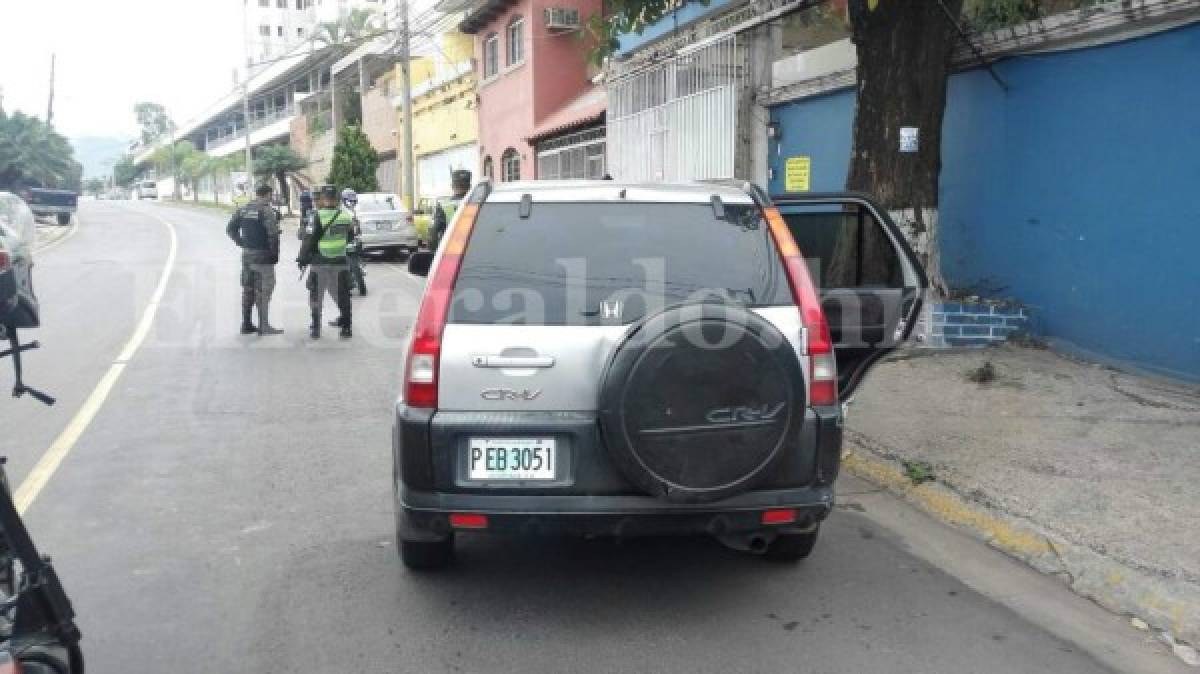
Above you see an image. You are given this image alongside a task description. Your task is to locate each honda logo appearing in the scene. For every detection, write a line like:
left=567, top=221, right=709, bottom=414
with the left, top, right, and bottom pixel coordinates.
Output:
left=600, top=300, right=622, bottom=320
left=481, top=388, right=543, bottom=401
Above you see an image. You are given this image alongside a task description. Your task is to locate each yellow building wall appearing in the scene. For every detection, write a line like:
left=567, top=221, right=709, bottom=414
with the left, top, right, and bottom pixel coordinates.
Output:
left=408, top=77, right=477, bottom=158
left=395, top=29, right=479, bottom=203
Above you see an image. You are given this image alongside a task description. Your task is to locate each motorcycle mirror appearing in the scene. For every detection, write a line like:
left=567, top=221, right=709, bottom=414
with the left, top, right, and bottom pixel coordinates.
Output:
left=407, top=251, right=433, bottom=277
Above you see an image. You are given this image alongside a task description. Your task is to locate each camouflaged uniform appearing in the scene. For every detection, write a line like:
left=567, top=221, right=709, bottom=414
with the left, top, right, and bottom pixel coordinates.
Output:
left=226, top=200, right=282, bottom=334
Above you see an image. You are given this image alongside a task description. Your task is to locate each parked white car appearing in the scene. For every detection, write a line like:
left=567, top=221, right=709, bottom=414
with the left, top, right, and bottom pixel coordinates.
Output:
left=134, top=181, right=158, bottom=200
left=355, top=192, right=418, bottom=257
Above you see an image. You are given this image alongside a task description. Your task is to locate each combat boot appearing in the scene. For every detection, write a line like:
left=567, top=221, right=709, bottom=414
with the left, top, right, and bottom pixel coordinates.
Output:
left=240, top=304, right=257, bottom=335
left=339, top=322, right=352, bottom=339
left=309, top=312, right=321, bottom=339
left=257, top=305, right=283, bottom=336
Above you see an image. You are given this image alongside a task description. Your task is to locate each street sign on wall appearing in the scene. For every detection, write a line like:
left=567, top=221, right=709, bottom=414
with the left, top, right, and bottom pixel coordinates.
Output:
left=784, top=156, right=811, bottom=192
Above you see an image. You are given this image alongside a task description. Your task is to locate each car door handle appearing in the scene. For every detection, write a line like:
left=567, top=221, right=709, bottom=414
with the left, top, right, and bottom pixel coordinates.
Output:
left=471, top=355, right=556, bottom=368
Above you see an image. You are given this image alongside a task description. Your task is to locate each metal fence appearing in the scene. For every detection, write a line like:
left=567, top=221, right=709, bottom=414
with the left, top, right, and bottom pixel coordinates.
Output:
left=607, top=35, right=745, bottom=182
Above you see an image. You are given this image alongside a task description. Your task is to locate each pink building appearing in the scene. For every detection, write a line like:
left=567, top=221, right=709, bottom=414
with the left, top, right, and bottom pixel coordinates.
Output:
left=459, top=0, right=603, bottom=181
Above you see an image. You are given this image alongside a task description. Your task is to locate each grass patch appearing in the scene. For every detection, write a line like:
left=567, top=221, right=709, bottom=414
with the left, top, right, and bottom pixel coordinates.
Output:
left=902, top=460, right=937, bottom=485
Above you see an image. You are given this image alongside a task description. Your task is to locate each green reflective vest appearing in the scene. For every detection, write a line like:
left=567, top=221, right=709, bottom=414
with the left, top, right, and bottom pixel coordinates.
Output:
left=316, top=208, right=354, bottom=259
left=441, top=198, right=460, bottom=225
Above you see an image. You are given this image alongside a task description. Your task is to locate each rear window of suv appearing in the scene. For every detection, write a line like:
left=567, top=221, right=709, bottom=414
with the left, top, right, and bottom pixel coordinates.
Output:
left=449, top=201, right=793, bottom=325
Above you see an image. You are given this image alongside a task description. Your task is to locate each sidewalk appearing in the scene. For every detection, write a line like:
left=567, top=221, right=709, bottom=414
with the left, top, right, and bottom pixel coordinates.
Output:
left=843, top=343, right=1200, bottom=660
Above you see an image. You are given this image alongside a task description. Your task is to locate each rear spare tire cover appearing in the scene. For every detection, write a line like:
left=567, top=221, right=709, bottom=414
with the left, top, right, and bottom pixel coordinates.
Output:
left=599, top=303, right=806, bottom=504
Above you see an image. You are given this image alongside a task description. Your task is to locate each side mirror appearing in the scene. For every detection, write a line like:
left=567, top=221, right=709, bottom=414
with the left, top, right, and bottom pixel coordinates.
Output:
left=407, top=251, right=433, bottom=277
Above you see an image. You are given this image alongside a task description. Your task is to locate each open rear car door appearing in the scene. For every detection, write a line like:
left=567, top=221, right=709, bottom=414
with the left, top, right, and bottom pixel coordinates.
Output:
left=772, top=192, right=929, bottom=400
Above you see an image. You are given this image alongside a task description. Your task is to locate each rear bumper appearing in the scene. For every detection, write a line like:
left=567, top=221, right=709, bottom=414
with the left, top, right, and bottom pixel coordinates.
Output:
left=360, top=232, right=418, bottom=250
left=392, top=402, right=843, bottom=541
left=398, top=486, right=832, bottom=541
left=30, top=205, right=75, bottom=215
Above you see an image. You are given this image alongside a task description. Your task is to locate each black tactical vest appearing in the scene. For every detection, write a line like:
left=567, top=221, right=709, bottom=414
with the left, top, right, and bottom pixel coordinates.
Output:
left=235, top=205, right=270, bottom=250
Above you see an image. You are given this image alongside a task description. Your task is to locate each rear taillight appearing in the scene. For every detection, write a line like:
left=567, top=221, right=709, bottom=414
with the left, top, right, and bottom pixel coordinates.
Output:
left=404, top=203, right=480, bottom=408
left=764, top=207, right=838, bottom=407
left=0, top=249, right=10, bottom=273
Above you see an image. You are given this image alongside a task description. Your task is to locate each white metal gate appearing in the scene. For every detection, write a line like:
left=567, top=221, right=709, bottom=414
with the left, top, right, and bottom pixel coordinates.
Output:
left=607, top=35, right=745, bottom=182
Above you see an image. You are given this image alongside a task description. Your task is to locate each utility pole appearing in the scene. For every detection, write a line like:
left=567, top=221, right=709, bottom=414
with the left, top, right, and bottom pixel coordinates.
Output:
left=241, top=0, right=255, bottom=198
left=243, top=79, right=254, bottom=184
left=397, top=0, right=415, bottom=212
left=169, top=118, right=180, bottom=200
left=46, top=54, right=56, bottom=127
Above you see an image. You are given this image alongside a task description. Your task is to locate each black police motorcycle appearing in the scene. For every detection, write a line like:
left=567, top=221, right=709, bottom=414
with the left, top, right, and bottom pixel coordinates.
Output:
left=1, top=202, right=84, bottom=673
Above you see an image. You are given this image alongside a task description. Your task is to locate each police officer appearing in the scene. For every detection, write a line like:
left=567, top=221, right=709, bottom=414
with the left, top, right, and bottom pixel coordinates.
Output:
left=431, top=169, right=471, bottom=250
left=297, top=185, right=355, bottom=339
left=226, top=183, right=283, bottom=336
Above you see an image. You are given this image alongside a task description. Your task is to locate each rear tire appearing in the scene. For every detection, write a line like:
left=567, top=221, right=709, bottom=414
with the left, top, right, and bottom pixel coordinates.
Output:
left=763, top=527, right=819, bottom=562
left=401, top=538, right=454, bottom=570
left=56, top=214, right=71, bottom=226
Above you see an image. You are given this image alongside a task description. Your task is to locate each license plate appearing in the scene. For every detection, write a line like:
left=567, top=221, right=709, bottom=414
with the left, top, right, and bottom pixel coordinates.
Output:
left=468, top=438, right=556, bottom=480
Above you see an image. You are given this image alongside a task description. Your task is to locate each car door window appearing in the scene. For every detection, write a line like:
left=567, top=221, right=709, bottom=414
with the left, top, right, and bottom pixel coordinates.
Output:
left=775, top=196, right=927, bottom=398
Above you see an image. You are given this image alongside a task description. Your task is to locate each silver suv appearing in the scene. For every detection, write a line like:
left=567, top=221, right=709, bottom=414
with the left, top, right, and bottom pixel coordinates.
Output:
left=394, top=181, right=926, bottom=569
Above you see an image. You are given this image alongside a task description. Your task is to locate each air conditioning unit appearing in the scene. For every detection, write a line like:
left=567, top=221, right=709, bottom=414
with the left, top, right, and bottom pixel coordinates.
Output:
left=543, top=7, right=581, bottom=31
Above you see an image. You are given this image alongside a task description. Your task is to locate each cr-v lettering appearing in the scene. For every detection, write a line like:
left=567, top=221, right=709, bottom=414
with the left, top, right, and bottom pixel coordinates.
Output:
left=479, top=388, right=542, bottom=401
left=705, top=402, right=787, bottom=425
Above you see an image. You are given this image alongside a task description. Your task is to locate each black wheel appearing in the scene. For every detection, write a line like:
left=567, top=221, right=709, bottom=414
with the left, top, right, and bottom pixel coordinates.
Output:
left=763, top=527, right=819, bottom=562
left=56, top=214, right=71, bottom=226
left=401, top=538, right=454, bottom=570
left=354, top=267, right=367, bottom=296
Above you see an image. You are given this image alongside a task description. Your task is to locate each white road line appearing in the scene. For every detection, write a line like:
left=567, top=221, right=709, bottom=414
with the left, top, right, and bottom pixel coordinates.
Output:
left=32, top=214, right=81, bottom=254
left=13, top=209, right=179, bottom=514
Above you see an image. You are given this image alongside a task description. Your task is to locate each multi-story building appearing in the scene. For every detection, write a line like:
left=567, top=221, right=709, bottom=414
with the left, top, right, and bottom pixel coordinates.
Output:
left=458, top=0, right=603, bottom=181
left=399, top=19, right=478, bottom=200
left=245, top=0, right=386, bottom=66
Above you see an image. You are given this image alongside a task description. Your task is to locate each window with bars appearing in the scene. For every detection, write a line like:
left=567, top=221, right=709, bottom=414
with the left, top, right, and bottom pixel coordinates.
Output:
left=501, top=149, right=520, bottom=181
left=537, top=129, right=606, bottom=180
left=483, top=34, right=499, bottom=78
left=507, top=17, right=524, bottom=66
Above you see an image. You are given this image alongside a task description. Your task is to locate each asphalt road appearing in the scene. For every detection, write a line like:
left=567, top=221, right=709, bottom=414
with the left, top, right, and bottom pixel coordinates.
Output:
left=0, top=202, right=1185, bottom=673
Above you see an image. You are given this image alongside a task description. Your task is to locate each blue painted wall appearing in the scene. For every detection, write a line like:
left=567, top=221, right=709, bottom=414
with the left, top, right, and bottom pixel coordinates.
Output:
left=617, top=0, right=735, bottom=54
left=768, top=24, right=1200, bottom=380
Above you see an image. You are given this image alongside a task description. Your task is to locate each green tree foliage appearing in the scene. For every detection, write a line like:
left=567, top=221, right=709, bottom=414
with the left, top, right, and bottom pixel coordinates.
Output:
left=327, top=125, right=379, bottom=193
left=585, top=0, right=704, bottom=62
left=0, top=109, right=81, bottom=190
left=253, top=144, right=308, bottom=211
left=113, top=154, right=138, bottom=188
left=134, top=102, right=174, bottom=146
left=315, top=8, right=384, bottom=46
left=151, top=140, right=202, bottom=199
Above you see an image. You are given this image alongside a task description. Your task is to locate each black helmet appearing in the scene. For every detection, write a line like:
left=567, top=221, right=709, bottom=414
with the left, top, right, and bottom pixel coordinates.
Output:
left=316, top=185, right=339, bottom=200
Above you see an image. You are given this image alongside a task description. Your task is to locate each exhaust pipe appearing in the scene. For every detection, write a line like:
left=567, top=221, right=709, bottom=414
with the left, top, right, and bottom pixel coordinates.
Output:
left=717, top=531, right=776, bottom=554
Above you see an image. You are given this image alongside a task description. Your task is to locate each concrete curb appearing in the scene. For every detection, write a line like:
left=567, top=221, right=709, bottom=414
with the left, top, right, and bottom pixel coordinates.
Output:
left=34, top=220, right=76, bottom=252
left=842, top=438, right=1200, bottom=654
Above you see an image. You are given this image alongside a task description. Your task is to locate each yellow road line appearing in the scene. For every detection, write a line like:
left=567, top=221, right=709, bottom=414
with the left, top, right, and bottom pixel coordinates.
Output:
left=13, top=209, right=179, bottom=514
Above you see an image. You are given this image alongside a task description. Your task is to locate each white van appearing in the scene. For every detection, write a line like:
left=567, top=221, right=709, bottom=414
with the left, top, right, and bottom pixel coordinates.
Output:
left=135, top=181, right=158, bottom=200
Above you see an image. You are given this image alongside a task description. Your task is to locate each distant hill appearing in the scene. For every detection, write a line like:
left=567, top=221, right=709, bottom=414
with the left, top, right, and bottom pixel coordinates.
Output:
left=71, top=136, right=134, bottom=179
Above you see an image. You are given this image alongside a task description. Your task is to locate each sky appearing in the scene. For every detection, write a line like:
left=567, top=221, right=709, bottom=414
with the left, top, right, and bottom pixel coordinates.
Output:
left=1, top=0, right=247, bottom=144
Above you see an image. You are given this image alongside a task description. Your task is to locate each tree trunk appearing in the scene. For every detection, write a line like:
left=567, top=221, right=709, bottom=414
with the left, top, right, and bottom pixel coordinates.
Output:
left=845, top=0, right=963, bottom=297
